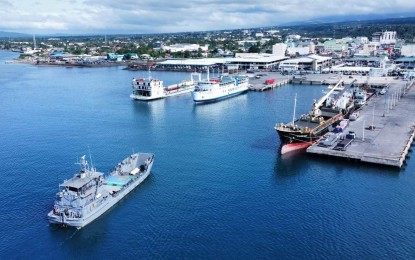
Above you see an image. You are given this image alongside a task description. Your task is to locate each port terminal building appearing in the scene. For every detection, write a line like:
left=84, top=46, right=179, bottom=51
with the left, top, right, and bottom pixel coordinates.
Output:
left=278, top=54, right=332, bottom=72
left=156, top=54, right=287, bottom=71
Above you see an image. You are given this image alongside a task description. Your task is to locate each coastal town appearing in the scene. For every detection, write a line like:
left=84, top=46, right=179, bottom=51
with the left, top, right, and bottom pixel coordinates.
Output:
left=1, top=26, right=415, bottom=76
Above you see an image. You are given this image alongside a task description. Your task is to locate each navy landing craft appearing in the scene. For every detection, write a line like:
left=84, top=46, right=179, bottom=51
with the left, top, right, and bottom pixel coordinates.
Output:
left=48, top=152, right=154, bottom=229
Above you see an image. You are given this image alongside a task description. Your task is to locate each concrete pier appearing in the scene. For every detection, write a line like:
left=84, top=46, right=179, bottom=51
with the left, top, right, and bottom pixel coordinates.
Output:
left=249, top=78, right=289, bottom=91
left=247, top=72, right=290, bottom=91
left=307, top=79, right=415, bottom=168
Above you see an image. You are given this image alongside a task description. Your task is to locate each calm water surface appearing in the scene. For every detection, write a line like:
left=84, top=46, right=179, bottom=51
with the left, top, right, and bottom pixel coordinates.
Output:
left=1, top=51, right=415, bottom=259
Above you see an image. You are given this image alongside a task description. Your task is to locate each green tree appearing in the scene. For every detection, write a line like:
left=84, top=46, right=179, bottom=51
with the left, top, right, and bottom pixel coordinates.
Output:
left=184, top=50, right=191, bottom=58
left=247, top=44, right=260, bottom=53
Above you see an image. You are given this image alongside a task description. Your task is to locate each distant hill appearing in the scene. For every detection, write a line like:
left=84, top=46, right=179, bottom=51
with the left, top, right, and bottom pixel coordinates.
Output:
left=280, top=13, right=415, bottom=26
left=0, top=31, right=30, bottom=38
left=278, top=16, right=415, bottom=41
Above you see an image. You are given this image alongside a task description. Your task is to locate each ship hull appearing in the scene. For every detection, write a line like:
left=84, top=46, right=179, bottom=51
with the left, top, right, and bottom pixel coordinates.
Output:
left=193, top=85, right=248, bottom=103
left=193, top=75, right=249, bottom=103
left=281, top=141, right=315, bottom=155
left=130, top=94, right=166, bottom=101
left=276, top=129, right=322, bottom=144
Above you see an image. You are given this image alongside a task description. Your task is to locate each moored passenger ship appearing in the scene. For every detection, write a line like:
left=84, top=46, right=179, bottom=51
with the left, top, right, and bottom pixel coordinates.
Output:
left=192, top=74, right=249, bottom=103
left=48, top=152, right=154, bottom=229
left=130, top=73, right=200, bottom=101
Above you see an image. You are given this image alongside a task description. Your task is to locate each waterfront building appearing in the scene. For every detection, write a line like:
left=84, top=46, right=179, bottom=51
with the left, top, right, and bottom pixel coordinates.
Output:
left=157, top=54, right=287, bottom=71
left=231, top=53, right=287, bottom=70
left=323, top=66, right=371, bottom=75
left=278, top=54, right=332, bottom=71
left=107, top=53, right=124, bottom=62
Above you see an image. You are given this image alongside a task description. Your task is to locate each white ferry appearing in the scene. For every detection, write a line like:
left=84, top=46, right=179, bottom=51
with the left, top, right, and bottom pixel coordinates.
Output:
left=130, top=73, right=200, bottom=101
left=192, top=74, right=249, bottom=103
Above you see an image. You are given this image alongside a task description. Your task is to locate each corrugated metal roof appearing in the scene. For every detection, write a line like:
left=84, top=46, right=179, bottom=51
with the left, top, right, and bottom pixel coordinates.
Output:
left=395, top=57, right=415, bottom=62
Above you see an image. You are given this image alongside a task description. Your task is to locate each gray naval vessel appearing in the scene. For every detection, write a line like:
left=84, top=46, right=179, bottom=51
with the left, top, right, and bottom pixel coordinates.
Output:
left=48, top=152, right=154, bottom=229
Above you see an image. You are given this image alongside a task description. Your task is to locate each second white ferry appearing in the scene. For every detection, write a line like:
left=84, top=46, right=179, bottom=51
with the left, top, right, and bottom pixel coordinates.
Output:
left=192, top=73, right=249, bottom=103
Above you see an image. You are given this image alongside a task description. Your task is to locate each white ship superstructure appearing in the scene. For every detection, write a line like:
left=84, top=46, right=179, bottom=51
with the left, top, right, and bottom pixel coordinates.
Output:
left=131, top=73, right=200, bottom=101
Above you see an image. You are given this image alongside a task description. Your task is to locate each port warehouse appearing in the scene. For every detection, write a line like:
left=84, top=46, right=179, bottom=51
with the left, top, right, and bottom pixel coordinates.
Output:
left=156, top=53, right=338, bottom=71
left=156, top=54, right=288, bottom=71
left=141, top=54, right=413, bottom=73
left=156, top=54, right=395, bottom=73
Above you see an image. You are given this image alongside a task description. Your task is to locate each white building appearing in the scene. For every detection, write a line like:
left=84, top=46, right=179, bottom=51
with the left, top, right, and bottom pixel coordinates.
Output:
left=373, top=31, right=397, bottom=45
left=272, top=43, right=287, bottom=56
left=266, top=30, right=280, bottom=35
left=355, top=37, right=369, bottom=44
left=380, top=31, right=397, bottom=44
left=286, top=46, right=310, bottom=56
left=401, top=45, right=415, bottom=57
left=162, top=44, right=208, bottom=53
left=362, top=42, right=380, bottom=55
left=286, top=34, right=301, bottom=41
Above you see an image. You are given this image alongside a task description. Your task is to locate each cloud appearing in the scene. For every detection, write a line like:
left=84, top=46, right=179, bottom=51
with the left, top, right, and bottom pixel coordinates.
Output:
left=1, top=0, right=415, bottom=34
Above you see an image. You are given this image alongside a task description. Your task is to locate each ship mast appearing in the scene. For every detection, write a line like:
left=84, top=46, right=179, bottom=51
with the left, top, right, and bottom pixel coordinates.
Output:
left=292, top=93, right=297, bottom=126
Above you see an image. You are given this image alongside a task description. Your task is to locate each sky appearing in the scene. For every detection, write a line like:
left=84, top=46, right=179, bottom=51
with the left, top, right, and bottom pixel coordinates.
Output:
left=1, top=0, right=415, bottom=35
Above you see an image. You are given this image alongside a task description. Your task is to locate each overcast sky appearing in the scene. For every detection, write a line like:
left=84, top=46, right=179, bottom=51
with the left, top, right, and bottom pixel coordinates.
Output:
left=1, top=0, right=415, bottom=35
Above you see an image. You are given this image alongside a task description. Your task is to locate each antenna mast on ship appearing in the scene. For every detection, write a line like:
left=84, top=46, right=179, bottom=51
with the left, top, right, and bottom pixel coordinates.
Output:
left=88, top=146, right=95, bottom=172
left=148, top=67, right=152, bottom=80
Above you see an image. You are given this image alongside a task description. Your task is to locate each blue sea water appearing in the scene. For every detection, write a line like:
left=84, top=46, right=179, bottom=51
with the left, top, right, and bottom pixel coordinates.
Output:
left=1, top=51, right=415, bottom=259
